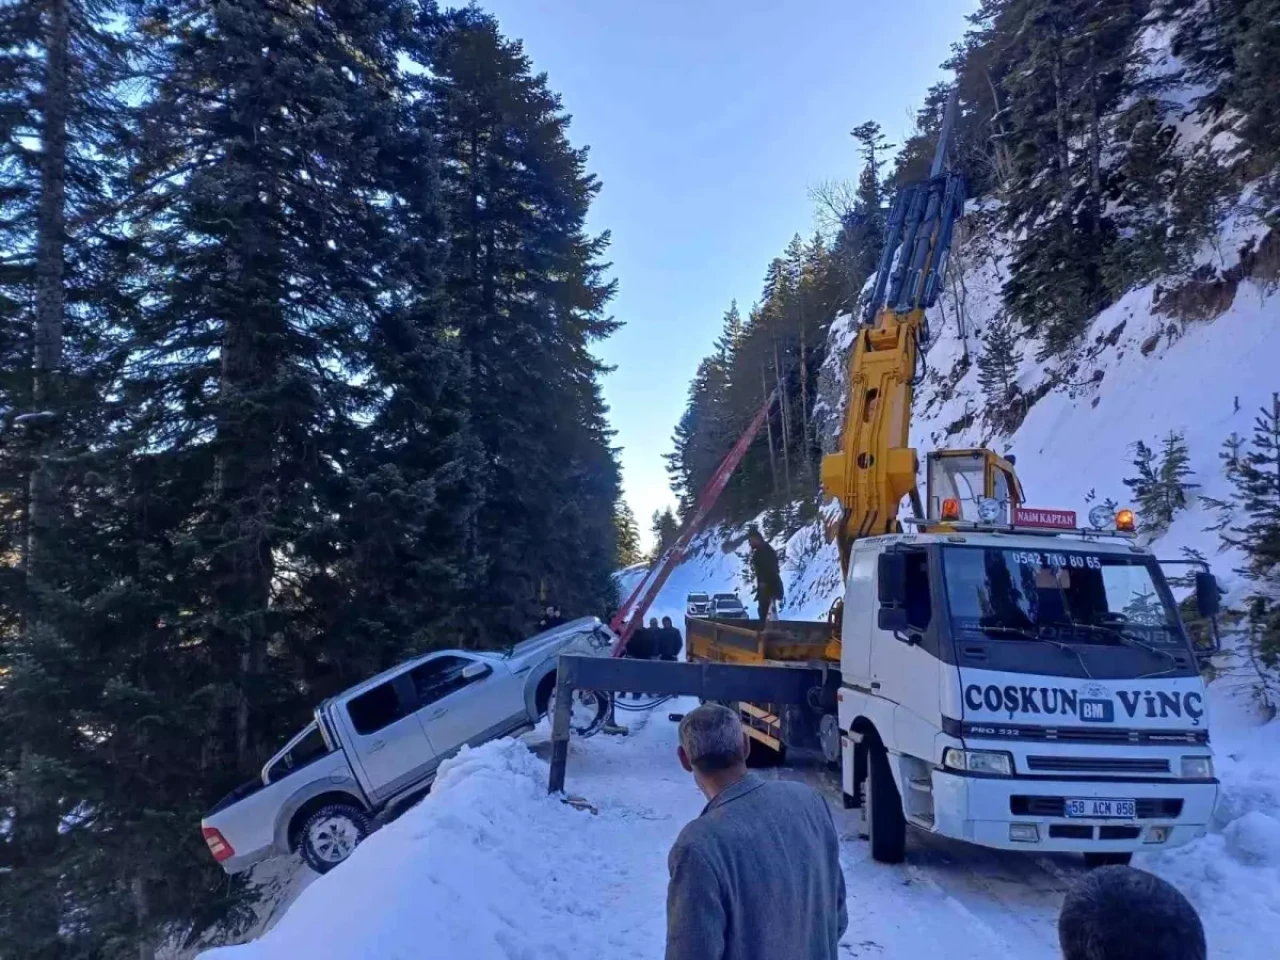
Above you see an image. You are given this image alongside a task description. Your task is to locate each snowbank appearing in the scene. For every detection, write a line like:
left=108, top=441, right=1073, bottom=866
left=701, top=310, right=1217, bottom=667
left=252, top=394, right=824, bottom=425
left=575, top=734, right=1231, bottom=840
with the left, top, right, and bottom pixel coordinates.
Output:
left=200, top=739, right=627, bottom=960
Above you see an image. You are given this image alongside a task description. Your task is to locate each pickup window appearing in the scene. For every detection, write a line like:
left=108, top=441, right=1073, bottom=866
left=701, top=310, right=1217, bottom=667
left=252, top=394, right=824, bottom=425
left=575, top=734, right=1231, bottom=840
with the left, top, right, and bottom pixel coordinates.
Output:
left=348, top=680, right=407, bottom=735
left=265, top=724, right=331, bottom=783
left=410, top=656, right=486, bottom=706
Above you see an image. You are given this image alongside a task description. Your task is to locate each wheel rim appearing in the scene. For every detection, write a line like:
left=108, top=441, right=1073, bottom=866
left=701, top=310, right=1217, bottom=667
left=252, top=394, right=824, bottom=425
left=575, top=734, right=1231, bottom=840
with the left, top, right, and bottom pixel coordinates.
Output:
left=547, top=688, right=605, bottom=737
left=819, top=714, right=841, bottom=764
left=308, top=815, right=360, bottom=864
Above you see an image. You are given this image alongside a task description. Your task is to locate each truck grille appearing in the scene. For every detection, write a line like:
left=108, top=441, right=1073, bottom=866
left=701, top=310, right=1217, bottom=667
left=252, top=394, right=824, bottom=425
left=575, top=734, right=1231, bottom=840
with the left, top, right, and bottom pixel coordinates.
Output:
left=1011, top=796, right=1184, bottom=819
left=1025, top=755, right=1171, bottom=774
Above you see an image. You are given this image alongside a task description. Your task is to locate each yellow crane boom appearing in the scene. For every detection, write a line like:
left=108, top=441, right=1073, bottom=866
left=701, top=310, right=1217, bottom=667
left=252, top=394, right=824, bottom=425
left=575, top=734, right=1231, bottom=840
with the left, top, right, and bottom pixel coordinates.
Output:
left=821, top=93, right=1023, bottom=579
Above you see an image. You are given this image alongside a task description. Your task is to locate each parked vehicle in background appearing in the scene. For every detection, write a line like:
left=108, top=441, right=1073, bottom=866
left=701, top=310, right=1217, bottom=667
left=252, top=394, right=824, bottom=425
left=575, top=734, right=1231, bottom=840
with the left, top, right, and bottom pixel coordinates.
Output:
left=712, top=593, right=749, bottom=620
left=201, top=618, right=613, bottom=875
left=686, top=592, right=711, bottom=617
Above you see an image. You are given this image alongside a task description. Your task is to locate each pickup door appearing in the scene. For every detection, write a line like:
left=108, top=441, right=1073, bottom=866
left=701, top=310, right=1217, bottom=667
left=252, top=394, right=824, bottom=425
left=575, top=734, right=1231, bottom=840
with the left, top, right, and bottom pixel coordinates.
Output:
left=344, top=673, right=438, bottom=804
left=408, top=654, right=526, bottom=760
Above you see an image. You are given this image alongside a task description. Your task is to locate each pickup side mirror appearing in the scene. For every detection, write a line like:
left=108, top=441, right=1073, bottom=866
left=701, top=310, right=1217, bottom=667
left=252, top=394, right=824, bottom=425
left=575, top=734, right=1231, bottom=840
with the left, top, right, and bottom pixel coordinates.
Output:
left=462, top=661, right=492, bottom=680
left=877, top=552, right=907, bottom=605
left=1195, top=571, right=1221, bottom=618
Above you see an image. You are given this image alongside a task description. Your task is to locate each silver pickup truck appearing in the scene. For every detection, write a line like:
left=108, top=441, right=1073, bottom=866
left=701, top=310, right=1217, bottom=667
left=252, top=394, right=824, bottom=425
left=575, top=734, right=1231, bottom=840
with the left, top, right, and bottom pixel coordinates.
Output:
left=201, top=618, right=612, bottom=875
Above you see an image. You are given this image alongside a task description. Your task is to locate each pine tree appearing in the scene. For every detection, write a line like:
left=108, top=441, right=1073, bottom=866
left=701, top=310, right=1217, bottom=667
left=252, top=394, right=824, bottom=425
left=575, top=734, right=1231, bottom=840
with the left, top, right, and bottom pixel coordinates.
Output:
left=615, top=501, right=643, bottom=567
left=651, top=508, right=680, bottom=559
left=1157, top=430, right=1198, bottom=520
left=428, top=7, right=620, bottom=637
left=0, top=0, right=146, bottom=951
left=977, top=313, right=1020, bottom=414
left=1225, top=395, right=1280, bottom=673
left=1123, top=432, right=1198, bottom=532
left=1124, top=439, right=1163, bottom=528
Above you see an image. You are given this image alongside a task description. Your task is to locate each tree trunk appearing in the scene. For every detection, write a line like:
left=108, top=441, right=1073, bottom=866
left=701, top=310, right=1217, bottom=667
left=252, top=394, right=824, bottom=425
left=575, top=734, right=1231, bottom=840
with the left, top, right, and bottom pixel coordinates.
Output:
left=1087, top=41, right=1103, bottom=239
left=16, top=0, right=71, bottom=950
left=28, top=0, right=69, bottom=587
left=773, top=342, right=792, bottom=498
left=1050, top=28, right=1073, bottom=206
left=761, top=364, right=779, bottom=495
left=217, top=79, right=277, bottom=773
left=133, top=872, right=155, bottom=960
left=983, top=67, right=1014, bottom=191
left=797, top=300, right=812, bottom=482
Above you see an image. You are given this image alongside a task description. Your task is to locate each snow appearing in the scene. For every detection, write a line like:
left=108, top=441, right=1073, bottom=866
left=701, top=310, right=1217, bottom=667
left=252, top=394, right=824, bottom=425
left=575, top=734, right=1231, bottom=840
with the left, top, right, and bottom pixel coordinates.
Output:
left=198, top=698, right=1280, bottom=960
left=1136, top=718, right=1280, bottom=956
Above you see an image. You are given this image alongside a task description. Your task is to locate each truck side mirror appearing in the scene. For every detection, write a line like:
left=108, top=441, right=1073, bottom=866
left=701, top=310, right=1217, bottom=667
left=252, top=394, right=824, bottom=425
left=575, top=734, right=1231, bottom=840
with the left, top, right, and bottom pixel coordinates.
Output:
left=878, top=607, right=910, bottom=635
left=877, top=552, right=907, bottom=605
left=1195, top=571, right=1221, bottom=618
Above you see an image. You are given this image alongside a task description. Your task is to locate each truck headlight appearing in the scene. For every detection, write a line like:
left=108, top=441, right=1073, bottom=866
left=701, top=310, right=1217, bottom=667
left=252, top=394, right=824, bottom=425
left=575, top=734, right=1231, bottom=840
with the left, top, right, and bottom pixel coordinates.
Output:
left=1180, top=755, right=1214, bottom=779
left=942, top=748, right=1014, bottom=776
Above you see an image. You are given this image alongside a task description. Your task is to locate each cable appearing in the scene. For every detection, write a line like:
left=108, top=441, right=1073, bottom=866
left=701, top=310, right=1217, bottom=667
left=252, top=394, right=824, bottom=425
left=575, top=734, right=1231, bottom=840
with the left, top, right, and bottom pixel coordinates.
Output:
left=610, top=695, right=675, bottom=712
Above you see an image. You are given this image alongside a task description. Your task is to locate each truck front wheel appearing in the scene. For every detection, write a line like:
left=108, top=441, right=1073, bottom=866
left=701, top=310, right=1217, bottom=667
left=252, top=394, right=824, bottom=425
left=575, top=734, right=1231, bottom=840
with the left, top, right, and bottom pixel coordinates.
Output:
left=864, top=744, right=907, bottom=864
left=299, top=803, right=370, bottom=874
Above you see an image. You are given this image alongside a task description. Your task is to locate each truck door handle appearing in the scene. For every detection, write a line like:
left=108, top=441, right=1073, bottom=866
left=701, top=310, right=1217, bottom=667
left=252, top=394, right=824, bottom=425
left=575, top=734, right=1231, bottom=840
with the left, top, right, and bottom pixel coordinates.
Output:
left=426, top=707, right=448, bottom=720
left=368, top=740, right=386, bottom=753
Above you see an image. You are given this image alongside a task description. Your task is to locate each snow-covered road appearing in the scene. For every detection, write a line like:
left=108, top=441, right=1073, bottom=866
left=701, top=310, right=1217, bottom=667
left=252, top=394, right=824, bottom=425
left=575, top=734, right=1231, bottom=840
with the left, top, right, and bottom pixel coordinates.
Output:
left=198, top=697, right=1280, bottom=960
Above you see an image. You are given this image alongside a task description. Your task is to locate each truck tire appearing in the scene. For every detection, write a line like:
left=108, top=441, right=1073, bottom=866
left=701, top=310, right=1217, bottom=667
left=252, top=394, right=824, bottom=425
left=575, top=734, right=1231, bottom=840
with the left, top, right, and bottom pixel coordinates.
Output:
left=1084, top=852, right=1133, bottom=869
left=299, top=803, right=370, bottom=875
left=865, top=743, right=906, bottom=864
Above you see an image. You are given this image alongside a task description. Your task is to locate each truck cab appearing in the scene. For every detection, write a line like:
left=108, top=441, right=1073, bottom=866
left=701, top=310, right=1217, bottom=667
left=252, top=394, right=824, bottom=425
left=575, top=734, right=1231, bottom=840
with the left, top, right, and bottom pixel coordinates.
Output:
left=838, top=527, right=1220, bottom=865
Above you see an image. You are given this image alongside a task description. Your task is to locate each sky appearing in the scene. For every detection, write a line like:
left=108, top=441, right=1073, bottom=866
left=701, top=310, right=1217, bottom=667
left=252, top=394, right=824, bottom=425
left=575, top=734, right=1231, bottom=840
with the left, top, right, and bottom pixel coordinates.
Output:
left=478, top=0, right=978, bottom=546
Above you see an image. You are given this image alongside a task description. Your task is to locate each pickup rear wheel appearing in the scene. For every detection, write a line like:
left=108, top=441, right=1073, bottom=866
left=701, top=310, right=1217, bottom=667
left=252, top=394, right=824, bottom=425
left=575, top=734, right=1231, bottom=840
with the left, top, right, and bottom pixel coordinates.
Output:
left=865, top=743, right=907, bottom=864
left=299, top=803, right=370, bottom=874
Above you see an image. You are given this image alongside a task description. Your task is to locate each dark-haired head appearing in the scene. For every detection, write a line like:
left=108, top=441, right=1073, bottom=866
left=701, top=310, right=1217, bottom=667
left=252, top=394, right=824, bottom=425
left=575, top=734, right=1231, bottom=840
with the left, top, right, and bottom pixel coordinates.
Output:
left=1059, top=866, right=1205, bottom=960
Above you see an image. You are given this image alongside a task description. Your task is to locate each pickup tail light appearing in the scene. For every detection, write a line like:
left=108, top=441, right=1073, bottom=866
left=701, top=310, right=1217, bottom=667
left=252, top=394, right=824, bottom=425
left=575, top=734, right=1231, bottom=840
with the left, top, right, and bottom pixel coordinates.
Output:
left=203, top=826, right=235, bottom=863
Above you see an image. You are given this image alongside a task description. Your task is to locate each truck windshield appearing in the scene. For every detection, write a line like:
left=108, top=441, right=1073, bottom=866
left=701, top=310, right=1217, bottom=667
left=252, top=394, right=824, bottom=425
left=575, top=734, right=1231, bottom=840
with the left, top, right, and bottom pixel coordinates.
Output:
left=942, top=546, right=1188, bottom=652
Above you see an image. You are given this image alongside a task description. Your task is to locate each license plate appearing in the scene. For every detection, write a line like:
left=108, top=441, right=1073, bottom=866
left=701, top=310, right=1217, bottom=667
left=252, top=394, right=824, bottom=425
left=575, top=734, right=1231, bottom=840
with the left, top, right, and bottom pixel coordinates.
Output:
left=1065, top=797, right=1136, bottom=819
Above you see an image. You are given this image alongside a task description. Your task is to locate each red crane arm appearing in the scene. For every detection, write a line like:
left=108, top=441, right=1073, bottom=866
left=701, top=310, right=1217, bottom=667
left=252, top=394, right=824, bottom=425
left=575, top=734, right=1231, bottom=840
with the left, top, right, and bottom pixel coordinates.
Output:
left=608, top=388, right=778, bottom=657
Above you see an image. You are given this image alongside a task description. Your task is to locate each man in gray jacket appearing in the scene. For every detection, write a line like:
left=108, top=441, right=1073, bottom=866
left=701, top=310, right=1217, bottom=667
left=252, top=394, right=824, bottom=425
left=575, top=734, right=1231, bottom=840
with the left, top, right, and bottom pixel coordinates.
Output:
left=666, top=703, right=848, bottom=960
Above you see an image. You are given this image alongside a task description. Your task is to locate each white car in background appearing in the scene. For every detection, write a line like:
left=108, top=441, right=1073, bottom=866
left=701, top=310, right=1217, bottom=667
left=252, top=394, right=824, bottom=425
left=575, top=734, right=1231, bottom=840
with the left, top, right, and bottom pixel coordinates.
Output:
left=686, top=592, right=712, bottom=617
left=711, top=593, right=749, bottom=620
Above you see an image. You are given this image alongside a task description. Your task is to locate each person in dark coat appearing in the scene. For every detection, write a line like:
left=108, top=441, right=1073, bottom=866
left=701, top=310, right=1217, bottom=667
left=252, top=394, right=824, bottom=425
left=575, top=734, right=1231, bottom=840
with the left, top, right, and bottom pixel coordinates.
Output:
left=623, top=616, right=660, bottom=700
left=624, top=616, right=655, bottom=660
left=536, top=605, right=566, bottom=631
left=658, top=616, right=683, bottom=661
left=747, top=526, right=784, bottom=621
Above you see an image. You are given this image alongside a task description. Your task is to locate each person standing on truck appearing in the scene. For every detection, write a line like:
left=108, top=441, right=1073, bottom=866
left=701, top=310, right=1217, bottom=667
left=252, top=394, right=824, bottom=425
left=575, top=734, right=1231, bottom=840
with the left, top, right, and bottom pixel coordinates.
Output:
left=747, top=526, right=784, bottom=621
left=666, top=703, right=847, bottom=960
left=658, top=616, right=683, bottom=661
